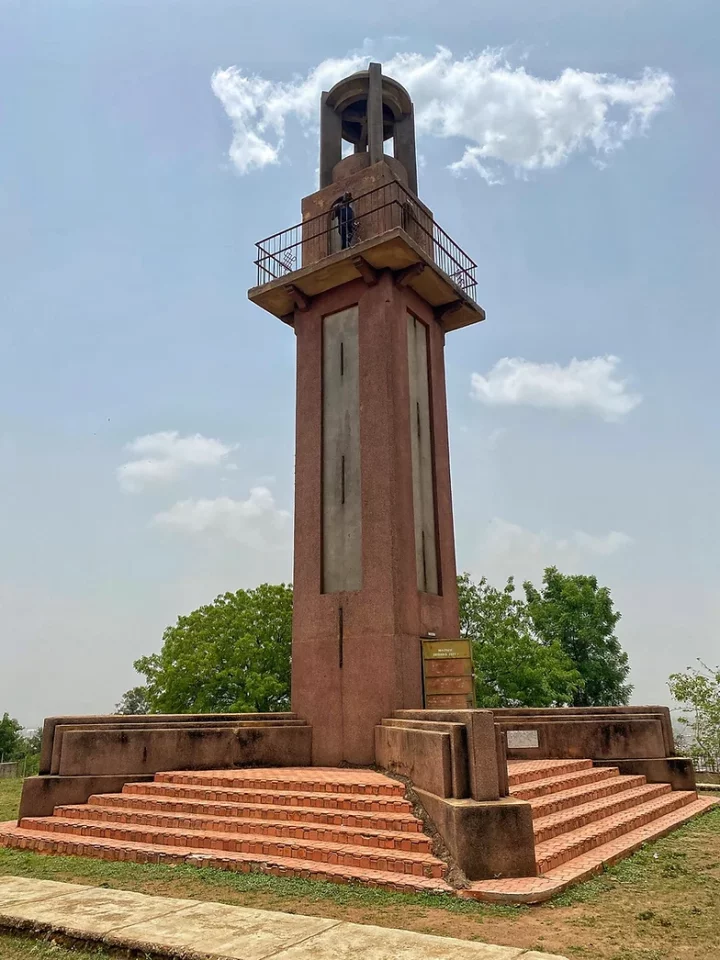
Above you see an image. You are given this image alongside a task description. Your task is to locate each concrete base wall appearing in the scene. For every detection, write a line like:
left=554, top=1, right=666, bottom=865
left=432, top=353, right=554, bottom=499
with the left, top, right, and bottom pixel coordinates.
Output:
left=54, top=725, right=311, bottom=777
left=18, top=775, right=155, bottom=820
left=594, top=757, right=697, bottom=791
left=497, top=717, right=666, bottom=761
left=21, top=713, right=312, bottom=821
left=415, top=788, right=537, bottom=881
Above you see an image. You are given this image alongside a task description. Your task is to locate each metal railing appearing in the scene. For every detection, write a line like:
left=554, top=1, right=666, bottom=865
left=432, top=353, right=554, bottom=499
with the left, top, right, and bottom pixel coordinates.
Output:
left=254, top=180, right=478, bottom=301
left=693, top=755, right=720, bottom=774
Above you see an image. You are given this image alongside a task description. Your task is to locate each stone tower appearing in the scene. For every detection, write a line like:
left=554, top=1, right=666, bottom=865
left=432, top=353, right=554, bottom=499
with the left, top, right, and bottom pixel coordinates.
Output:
left=249, top=63, right=485, bottom=765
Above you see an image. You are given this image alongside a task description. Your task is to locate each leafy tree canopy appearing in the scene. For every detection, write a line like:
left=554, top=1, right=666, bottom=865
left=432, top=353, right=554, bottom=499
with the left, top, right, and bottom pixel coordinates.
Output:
left=458, top=573, right=583, bottom=707
left=0, top=713, right=23, bottom=763
left=134, top=583, right=293, bottom=714
left=524, top=566, right=632, bottom=707
left=115, top=686, right=152, bottom=716
left=668, top=661, right=720, bottom=761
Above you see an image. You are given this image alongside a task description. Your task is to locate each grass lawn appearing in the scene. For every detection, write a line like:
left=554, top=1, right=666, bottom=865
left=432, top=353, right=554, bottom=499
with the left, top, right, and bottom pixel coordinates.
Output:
left=1, top=778, right=719, bottom=960
left=0, top=930, right=120, bottom=960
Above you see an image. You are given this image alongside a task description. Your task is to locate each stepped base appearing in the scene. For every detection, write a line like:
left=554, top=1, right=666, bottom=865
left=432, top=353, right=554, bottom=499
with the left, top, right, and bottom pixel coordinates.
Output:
left=0, top=762, right=715, bottom=903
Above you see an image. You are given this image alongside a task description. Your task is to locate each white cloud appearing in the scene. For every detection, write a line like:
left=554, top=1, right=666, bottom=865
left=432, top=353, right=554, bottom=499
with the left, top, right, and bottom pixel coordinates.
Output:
left=573, top=530, right=634, bottom=555
left=479, top=517, right=633, bottom=584
left=117, top=431, right=235, bottom=492
left=212, top=48, right=673, bottom=182
left=152, top=487, right=290, bottom=550
left=470, top=356, right=642, bottom=421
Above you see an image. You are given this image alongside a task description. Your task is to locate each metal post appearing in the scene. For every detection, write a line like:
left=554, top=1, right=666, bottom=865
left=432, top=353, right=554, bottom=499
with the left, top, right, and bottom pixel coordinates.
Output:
left=395, top=104, right=418, bottom=194
left=367, top=62, right=384, bottom=166
left=320, top=92, right=342, bottom=189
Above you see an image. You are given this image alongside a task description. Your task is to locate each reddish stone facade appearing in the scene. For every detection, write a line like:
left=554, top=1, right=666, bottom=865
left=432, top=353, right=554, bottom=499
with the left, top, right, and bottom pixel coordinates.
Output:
left=291, top=274, right=462, bottom=765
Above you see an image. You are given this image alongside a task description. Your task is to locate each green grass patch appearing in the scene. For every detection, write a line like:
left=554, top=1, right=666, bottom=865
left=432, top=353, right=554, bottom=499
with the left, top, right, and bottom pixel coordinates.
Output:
left=0, top=930, right=123, bottom=960
left=0, top=778, right=23, bottom=823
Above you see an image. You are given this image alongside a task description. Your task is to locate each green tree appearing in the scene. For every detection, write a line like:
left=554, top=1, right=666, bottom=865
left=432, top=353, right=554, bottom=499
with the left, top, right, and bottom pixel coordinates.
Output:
left=134, top=583, right=293, bottom=714
left=458, top=573, right=583, bottom=707
left=0, top=713, right=24, bottom=762
left=115, top=686, right=152, bottom=715
left=668, top=661, right=720, bottom=762
left=524, top=566, right=632, bottom=706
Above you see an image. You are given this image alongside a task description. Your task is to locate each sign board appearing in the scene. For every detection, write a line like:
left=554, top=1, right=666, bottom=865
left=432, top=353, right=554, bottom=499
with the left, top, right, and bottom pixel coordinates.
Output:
left=507, top=729, right=539, bottom=750
left=421, top=638, right=475, bottom=710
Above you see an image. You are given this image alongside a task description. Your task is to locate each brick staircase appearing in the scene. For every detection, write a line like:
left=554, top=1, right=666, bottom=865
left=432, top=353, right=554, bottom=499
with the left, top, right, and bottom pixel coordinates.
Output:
left=0, top=768, right=452, bottom=895
left=0, top=761, right=714, bottom=903
left=463, top=758, right=716, bottom=903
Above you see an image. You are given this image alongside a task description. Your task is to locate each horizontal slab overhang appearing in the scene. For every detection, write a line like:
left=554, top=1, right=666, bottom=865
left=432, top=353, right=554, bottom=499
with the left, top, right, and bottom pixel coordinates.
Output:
left=248, top=227, right=485, bottom=332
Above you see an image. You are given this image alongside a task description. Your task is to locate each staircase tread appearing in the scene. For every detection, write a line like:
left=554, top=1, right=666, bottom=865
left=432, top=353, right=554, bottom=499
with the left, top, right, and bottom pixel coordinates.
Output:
left=535, top=791, right=697, bottom=869
left=529, top=774, right=648, bottom=812
left=507, top=759, right=593, bottom=786
left=22, top=816, right=442, bottom=864
left=533, top=782, right=670, bottom=828
left=90, top=794, right=420, bottom=827
left=124, top=782, right=413, bottom=809
left=155, top=769, right=404, bottom=796
left=0, top=821, right=453, bottom=893
left=54, top=805, right=429, bottom=844
left=510, top=766, right=619, bottom=798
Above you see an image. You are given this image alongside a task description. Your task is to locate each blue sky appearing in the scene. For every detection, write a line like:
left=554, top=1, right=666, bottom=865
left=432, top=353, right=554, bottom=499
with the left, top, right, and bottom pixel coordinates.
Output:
left=1, top=0, right=717, bottom=727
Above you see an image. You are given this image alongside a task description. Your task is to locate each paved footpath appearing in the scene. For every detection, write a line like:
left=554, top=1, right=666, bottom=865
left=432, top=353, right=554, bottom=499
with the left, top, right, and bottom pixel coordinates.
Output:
left=0, top=876, right=566, bottom=960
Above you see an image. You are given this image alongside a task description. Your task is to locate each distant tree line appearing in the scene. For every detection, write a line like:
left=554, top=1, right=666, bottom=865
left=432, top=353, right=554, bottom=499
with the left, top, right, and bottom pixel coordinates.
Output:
left=0, top=714, right=41, bottom=772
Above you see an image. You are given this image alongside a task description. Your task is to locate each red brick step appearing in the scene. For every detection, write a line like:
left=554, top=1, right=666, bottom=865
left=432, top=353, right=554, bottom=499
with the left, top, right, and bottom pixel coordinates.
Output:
left=52, top=803, right=432, bottom=852
left=510, top=765, right=620, bottom=801
left=528, top=773, right=648, bottom=819
left=534, top=790, right=697, bottom=873
left=90, top=791, right=422, bottom=833
left=0, top=822, right=453, bottom=894
left=19, top=816, right=444, bottom=877
left=507, top=759, right=593, bottom=788
left=532, top=782, right=671, bottom=843
left=122, top=781, right=414, bottom=814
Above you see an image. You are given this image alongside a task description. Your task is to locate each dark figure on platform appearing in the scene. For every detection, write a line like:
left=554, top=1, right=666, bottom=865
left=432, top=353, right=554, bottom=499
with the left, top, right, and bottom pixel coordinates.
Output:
left=332, top=192, right=355, bottom=249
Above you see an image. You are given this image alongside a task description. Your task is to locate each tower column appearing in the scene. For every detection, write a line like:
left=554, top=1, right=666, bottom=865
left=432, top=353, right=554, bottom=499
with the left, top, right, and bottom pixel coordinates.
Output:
left=291, top=273, right=461, bottom=765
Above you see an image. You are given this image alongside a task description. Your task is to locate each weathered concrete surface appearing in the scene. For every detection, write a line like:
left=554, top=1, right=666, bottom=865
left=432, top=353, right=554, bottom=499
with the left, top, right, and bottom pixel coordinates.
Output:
left=496, top=717, right=666, bottom=762
left=379, top=717, right=470, bottom=797
left=375, top=725, right=453, bottom=797
left=18, top=774, right=154, bottom=820
left=0, top=877, right=569, bottom=959
left=394, top=710, right=503, bottom=800
left=594, top=757, right=697, bottom=791
left=416, top=789, right=538, bottom=882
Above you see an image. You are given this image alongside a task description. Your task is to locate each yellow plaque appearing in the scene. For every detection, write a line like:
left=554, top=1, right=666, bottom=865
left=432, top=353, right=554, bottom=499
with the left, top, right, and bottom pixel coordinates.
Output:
left=422, top=639, right=472, bottom=660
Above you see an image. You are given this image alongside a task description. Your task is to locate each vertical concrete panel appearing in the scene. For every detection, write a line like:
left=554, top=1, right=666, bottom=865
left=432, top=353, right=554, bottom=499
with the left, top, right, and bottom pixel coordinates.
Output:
left=407, top=314, right=439, bottom=594
left=322, top=306, right=362, bottom=592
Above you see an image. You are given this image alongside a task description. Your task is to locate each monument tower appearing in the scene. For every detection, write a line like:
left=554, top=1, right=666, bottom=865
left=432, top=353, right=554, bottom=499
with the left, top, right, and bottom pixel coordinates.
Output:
left=249, top=64, right=485, bottom=765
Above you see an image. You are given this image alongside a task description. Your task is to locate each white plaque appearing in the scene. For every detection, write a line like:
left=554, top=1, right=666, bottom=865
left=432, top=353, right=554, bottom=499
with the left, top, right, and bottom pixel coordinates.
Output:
left=507, top=729, right=539, bottom=749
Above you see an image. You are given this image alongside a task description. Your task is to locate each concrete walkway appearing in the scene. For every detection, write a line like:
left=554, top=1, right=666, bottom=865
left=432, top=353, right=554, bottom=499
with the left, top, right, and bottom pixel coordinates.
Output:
left=0, top=876, right=566, bottom=960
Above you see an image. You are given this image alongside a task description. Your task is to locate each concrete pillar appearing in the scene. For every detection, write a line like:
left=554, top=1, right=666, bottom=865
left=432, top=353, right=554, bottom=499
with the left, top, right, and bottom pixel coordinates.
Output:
left=395, top=105, right=418, bottom=194
left=367, top=62, right=384, bottom=166
left=319, top=92, right=341, bottom=189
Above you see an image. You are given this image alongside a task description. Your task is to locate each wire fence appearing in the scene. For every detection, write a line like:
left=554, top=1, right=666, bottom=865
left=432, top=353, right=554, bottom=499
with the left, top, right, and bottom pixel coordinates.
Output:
left=254, top=180, right=478, bottom=302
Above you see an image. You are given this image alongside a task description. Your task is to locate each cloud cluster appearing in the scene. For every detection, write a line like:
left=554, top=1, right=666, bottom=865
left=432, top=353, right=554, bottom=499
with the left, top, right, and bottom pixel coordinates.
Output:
left=211, top=47, right=673, bottom=182
left=153, top=488, right=290, bottom=550
left=480, top=517, right=633, bottom=584
left=470, top=356, right=642, bottom=421
left=117, top=431, right=235, bottom=492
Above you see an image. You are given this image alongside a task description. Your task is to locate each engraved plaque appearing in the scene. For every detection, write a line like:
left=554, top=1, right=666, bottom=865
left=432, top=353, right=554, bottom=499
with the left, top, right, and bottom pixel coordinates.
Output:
left=507, top=729, right=539, bottom=749
left=422, top=639, right=472, bottom=660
